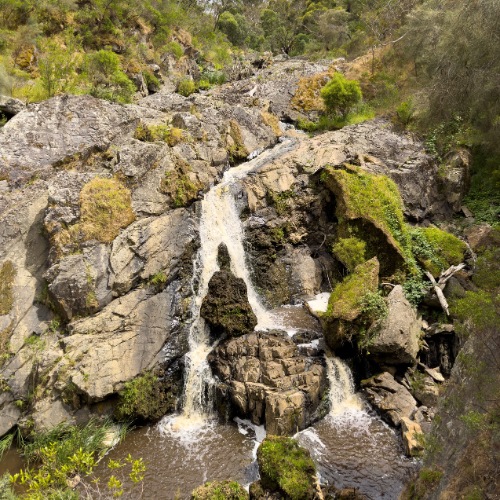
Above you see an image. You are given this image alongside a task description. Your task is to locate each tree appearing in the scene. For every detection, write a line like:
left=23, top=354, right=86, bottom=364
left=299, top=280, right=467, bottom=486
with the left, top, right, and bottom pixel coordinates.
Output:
left=321, top=72, right=362, bottom=116
left=85, top=49, right=136, bottom=103
left=218, top=10, right=249, bottom=46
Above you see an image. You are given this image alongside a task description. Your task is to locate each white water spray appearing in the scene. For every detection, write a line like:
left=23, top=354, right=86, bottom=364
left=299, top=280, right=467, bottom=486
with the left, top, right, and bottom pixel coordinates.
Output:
left=163, top=147, right=290, bottom=433
left=326, top=357, right=364, bottom=414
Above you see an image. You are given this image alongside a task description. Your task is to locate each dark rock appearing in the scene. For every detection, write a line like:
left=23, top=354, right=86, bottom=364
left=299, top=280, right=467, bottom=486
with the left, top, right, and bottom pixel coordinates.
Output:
left=217, top=243, right=231, bottom=272
left=0, top=95, right=25, bottom=116
left=200, top=270, right=257, bottom=339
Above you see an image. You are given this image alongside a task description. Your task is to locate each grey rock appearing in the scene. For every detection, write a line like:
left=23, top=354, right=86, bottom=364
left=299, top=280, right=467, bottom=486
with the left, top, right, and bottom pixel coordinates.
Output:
left=0, top=402, right=21, bottom=438
left=361, top=371, right=418, bottom=427
left=368, top=285, right=421, bottom=365
left=0, top=95, right=25, bottom=116
left=33, top=399, right=76, bottom=432
left=412, top=374, right=439, bottom=407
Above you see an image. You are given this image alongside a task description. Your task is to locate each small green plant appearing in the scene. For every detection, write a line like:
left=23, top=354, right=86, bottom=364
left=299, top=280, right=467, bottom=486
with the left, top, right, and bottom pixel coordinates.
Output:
left=271, top=227, right=285, bottom=242
left=268, top=190, right=294, bottom=215
left=165, top=41, right=184, bottom=60
left=177, top=77, right=195, bottom=97
left=114, top=370, right=160, bottom=420
left=149, top=269, right=168, bottom=290
left=396, top=99, right=415, bottom=126
left=321, top=73, right=362, bottom=117
left=419, top=467, right=443, bottom=483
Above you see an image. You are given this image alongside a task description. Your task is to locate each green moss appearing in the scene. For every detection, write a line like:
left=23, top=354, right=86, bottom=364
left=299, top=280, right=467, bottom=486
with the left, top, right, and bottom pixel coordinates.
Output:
left=421, top=227, right=467, bottom=268
left=324, top=166, right=410, bottom=256
left=326, top=257, right=379, bottom=320
left=191, top=480, right=249, bottom=500
left=115, top=370, right=161, bottom=421
left=257, top=436, right=317, bottom=500
left=330, top=237, right=366, bottom=272
left=0, top=261, right=16, bottom=316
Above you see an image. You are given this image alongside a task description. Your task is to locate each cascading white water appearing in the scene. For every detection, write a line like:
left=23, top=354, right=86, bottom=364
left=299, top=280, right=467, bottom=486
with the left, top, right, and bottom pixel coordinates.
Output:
left=164, top=149, right=286, bottom=432
left=325, top=357, right=364, bottom=414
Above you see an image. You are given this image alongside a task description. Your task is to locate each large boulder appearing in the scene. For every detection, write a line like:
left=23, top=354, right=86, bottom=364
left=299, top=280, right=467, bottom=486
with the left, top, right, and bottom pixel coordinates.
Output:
left=200, top=270, right=257, bottom=339
left=400, top=417, right=424, bottom=457
left=361, top=371, right=417, bottom=426
left=367, top=285, right=421, bottom=365
left=208, top=330, right=326, bottom=435
left=464, top=223, right=500, bottom=252
left=0, top=95, right=25, bottom=116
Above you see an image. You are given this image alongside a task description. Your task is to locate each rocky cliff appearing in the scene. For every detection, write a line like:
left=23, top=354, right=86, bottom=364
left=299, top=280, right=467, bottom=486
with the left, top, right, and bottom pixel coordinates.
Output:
left=0, top=54, right=472, bottom=442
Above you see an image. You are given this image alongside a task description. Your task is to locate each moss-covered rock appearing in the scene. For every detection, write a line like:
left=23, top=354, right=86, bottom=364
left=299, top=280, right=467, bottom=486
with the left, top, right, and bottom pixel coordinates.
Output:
left=200, top=270, right=258, bottom=339
left=330, top=237, right=366, bottom=272
left=0, top=260, right=16, bottom=316
left=323, top=165, right=409, bottom=276
left=256, top=436, right=317, bottom=500
left=422, top=227, right=467, bottom=268
left=192, top=480, right=249, bottom=500
left=323, top=257, right=379, bottom=351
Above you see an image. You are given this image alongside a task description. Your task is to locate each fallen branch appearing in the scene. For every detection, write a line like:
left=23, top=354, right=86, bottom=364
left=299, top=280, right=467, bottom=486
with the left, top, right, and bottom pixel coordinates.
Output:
left=425, top=271, right=449, bottom=316
left=437, top=263, right=466, bottom=288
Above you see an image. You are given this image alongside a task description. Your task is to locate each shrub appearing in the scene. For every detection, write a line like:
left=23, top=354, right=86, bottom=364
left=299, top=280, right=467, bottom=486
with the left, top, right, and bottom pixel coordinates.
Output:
left=86, top=50, right=136, bottom=103
left=396, top=99, right=415, bottom=126
left=192, top=480, right=249, bottom=500
left=177, top=77, right=195, bottom=96
left=115, top=370, right=161, bottom=420
left=320, top=73, right=362, bottom=117
left=143, top=70, right=160, bottom=89
left=331, top=237, right=366, bottom=272
left=257, top=436, right=317, bottom=500
left=77, top=177, right=136, bottom=243
left=165, top=41, right=183, bottom=60
left=421, top=227, right=467, bottom=267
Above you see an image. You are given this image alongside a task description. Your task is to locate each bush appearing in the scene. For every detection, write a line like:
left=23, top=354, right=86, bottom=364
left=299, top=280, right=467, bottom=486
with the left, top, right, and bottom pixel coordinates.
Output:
left=321, top=73, right=362, bottom=117
left=257, top=436, right=317, bottom=500
left=86, top=49, right=136, bottom=103
left=396, top=98, right=415, bottom=126
left=165, top=41, right=184, bottom=60
left=177, top=77, right=195, bottom=96
left=191, top=480, right=249, bottom=500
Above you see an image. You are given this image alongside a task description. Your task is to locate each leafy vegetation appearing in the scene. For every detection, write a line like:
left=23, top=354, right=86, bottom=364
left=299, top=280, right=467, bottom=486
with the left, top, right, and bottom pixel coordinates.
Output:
left=257, top=436, right=317, bottom=500
left=320, top=73, right=362, bottom=117
left=192, top=480, right=249, bottom=500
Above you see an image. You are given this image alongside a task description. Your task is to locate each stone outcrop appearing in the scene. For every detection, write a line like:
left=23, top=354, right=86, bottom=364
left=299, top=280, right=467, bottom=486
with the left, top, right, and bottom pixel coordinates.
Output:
left=464, top=223, right=500, bottom=252
left=361, top=371, right=417, bottom=426
left=400, top=417, right=424, bottom=457
left=367, top=285, right=421, bottom=365
left=200, top=270, right=257, bottom=339
left=0, top=95, right=25, bottom=116
left=208, top=330, right=327, bottom=435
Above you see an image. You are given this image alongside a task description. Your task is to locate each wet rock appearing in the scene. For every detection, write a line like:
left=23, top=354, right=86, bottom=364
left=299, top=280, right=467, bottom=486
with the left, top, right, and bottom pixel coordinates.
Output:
left=209, top=330, right=327, bottom=435
left=400, top=417, right=424, bottom=457
left=367, top=285, right=421, bottom=365
left=217, top=243, right=231, bottom=272
left=464, top=223, right=500, bottom=252
left=323, top=258, right=379, bottom=351
left=361, top=371, right=417, bottom=427
left=0, top=95, right=25, bottom=116
left=200, top=270, right=257, bottom=339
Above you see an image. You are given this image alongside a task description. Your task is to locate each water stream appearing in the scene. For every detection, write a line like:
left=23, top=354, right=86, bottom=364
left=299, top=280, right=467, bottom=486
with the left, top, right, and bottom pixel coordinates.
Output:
left=92, top=144, right=417, bottom=499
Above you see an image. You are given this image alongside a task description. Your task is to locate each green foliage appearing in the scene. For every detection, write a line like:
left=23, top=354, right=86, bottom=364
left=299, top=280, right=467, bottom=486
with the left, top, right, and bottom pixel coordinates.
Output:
left=165, top=41, right=183, bottom=60
left=421, top=227, right=467, bottom=267
left=473, top=249, right=500, bottom=290
left=331, top=237, right=366, bottom=272
left=296, top=103, right=375, bottom=132
left=192, top=480, right=249, bottom=500
left=143, top=69, right=159, bottom=89
left=258, top=436, right=316, bottom=500
left=320, top=73, right=362, bottom=117
left=424, top=115, right=468, bottom=162
left=396, top=98, right=415, bottom=126
left=0, top=472, right=16, bottom=500
left=177, top=77, right=196, bottom=97
left=268, top=190, right=294, bottom=215
left=402, top=273, right=428, bottom=308
left=419, top=468, right=443, bottom=483
left=115, top=370, right=160, bottom=420
left=86, top=49, right=136, bottom=103
left=218, top=11, right=248, bottom=47
left=201, top=70, right=226, bottom=86
left=358, top=290, right=388, bottom=324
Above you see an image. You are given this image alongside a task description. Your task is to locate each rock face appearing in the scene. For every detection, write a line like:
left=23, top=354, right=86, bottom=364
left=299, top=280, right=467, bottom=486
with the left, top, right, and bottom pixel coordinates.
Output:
left=361, top=371, right=417, bottom=426
left=208, top=330, right=327, bottom=435
left=400, top=417, right=424, bottom=457
left=368, top=285, right=421, bottom=365
left=200, top=270, right=258, bottom=339
left=0, top=95, right=25, bottom=116
left=464, top=223, right=500, bottom=252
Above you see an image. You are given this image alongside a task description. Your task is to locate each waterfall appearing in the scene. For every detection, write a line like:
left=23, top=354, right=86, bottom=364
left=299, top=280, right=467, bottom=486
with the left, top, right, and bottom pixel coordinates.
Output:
left=325, top=357, right=364, bottom=414
left=166, top=147, right=288, bottom=432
